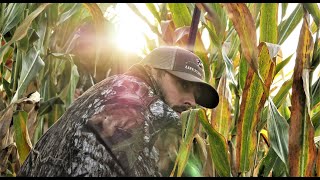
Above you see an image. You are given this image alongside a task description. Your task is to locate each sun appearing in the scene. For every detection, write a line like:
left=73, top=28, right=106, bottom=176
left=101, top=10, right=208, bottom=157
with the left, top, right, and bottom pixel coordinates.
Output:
left=108, top=3, right=157, bottom=57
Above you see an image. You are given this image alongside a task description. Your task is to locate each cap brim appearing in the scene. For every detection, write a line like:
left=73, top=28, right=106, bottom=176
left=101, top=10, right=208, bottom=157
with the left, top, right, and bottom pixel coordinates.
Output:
left=166, top=71, right=219, bottom=109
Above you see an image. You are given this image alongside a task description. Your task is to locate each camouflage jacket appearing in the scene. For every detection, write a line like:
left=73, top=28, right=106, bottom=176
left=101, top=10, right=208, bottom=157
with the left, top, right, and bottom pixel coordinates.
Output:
left=18, top=65, right=181, bottom=177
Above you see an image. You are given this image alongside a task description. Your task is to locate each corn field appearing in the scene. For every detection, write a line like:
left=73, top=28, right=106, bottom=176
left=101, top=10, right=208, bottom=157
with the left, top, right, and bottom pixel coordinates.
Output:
left=0, top=3, right=319, bottom=177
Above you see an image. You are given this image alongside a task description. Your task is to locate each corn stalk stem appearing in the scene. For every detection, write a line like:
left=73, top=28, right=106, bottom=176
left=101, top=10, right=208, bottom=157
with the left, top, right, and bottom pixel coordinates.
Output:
left=187, top=5, right=200, bottom=52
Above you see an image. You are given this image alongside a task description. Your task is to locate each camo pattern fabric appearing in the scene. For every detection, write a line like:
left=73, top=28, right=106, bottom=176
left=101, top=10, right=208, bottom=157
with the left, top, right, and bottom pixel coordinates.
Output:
left=18, top=72, right=181, bottom=177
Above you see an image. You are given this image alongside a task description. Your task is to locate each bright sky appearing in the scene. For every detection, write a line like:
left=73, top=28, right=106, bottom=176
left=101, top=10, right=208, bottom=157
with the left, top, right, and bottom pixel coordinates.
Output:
left=106, top=3, right=157, bottom=57
left=108, top=3, right=319, bottom=83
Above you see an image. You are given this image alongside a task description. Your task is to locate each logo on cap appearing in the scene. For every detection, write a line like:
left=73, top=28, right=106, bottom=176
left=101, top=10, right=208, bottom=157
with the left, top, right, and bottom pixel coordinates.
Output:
left=185, top=61, right=202, bottom=78
left=196, top=59, right=203, bottom=69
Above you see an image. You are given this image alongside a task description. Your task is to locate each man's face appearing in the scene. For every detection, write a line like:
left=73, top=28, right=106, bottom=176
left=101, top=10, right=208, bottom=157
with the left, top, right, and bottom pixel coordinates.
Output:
left=154, top=70, right=200, bottom=116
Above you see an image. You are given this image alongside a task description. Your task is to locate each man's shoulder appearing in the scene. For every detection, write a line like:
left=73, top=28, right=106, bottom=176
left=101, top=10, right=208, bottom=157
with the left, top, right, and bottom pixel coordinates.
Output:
left=98, top=74, right=157, bottom=105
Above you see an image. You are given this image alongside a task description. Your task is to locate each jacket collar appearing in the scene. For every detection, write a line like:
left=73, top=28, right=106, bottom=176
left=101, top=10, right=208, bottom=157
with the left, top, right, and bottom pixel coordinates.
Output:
left=124, top=64, right=162, bottom=97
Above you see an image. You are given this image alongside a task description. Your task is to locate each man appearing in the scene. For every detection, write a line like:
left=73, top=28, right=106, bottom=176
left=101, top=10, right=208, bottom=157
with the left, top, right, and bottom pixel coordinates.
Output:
left=18, top=46, right=219, bottom=177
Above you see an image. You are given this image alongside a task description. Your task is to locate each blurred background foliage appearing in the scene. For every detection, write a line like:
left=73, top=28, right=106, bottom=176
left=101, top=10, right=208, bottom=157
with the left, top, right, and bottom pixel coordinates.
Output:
left=0, top=3, right=319, bottom=177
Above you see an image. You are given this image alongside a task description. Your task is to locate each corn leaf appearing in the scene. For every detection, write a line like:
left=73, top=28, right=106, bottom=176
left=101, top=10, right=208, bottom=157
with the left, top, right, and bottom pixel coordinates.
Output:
left=289, top=13, right=316, bottom=177
left=239, top=54, right=249, bottom=92
left=281, top=3, right=288, bottom=20
left=0, top=3, right=50, bottom=64
left=260, top=3, right=278, bottom=44
left=211, top=74, right=232, bottom=140
left=0, top=105, right=14, bottom=149
left=57, top=3, right=82, bottom=26
left=312, top=77, right=320, bottom=107
left=13, top=110, right=32, bottom=164
left=160, top=20, right=175, bottom=44
left=38, top=97, right=64, bottom=116
left=198, top=108, right=231, bottom=177
left=202, top=21, right=221, bottom=48
left=1, top=3, right=26, bottom=35
left=127, top=3, right=161, bottom=37
left=267, top=99, right=289, bottom=169
left=58, top=60, right=79, bottom=108
left=199, top=3, right=225, bottom=38
left=275, top=54, right=293, bottom=75
left=174, top=26, right=190, bottom=44
left=223, top=3, right=260, bottom=81
left=11, top=47, right=45, bottom=103
left=168, top=3, right=192, bottom=28
left=222, top=48, right=237, bottom=86
left=273, top=79, right=293, bottom=108
left=227, top=31, right=241, bottom=61
left=257, top=148, right=279, bottom=176
left=247, top=3, right=261, bottom=25
left=302, top=3, right=320, bottom=27
left=171, top=109, right=199, bottom=177
left=236, top=42, right=276, bottom=173
left=278, top=4, right=303, bottom=45
left=146, top=3, right=161, bottom=23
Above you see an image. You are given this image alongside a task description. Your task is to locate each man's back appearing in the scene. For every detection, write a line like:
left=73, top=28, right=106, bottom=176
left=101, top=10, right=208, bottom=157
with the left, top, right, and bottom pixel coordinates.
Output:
left=18, top=73, right=181, bottom=177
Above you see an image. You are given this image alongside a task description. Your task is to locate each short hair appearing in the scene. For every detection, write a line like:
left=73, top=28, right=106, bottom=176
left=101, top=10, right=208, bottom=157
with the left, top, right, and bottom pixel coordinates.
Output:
left=155, top=68, right=166, bottom=78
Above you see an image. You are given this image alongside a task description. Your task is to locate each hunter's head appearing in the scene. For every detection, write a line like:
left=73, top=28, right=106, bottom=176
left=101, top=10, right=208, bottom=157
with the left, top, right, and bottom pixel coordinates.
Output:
left=141, top=46, right=219, bottom=115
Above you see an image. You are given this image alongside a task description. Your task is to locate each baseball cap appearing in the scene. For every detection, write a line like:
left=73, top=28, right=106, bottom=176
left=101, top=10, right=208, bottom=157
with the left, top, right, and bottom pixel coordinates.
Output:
left=141, top=46, right=219, bottom=109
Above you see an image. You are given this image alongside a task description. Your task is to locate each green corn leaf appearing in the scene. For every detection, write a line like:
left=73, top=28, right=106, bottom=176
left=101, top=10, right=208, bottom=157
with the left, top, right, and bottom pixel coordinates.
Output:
left=227, top=31, right=240, bottom=61
left=278, top=4, right=303, bottom=45
left=275, top=54, right=293, bottom=75
left=267, top=98, right=289, bottom=169
left=311, top=27, right=319, bottom=71
left=200, top=3, right=225, bottom=38
left=302, top=3, right=320, bottom=27
left=0, top=3, right=50, bottom=64
left=58, top=60, right=79, bottom=108
left=13, top=110, right=32, bottom=164
left=2, top=78, right=12, bottom=100
left=272, top=79, right=293, bottom=108
left=198, top=108, right=231, bottom=177
left=222, top=48, right=237, bottom=86
left=257, top=148, right=286, bottom=177
left=312, top=107, right=320, bottom=129
left=257, top=148, right=278, bottom=177
left=281, top=3, right=288, bottom=20
left=57, top=3, right=82, bottom=26
left=168, top=3, right=192, bottom=28
left=312, top=77, right=320, bottom=107
left=271, top=152, right=288, bottom=177
left=1, top=3, right=26, bottom=35
left=11, top=47, right=45, bottom=103
left=260, top=3, right=278, bottom=44
left=38, top=97, right=64, bottom=116
left=209, top=3, right=227, bottom=35
left=146, top=3, right=161, bottom=23
left=171, top=109, right=199, bottom=177
left=202, top=22, right=221, bottom=49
